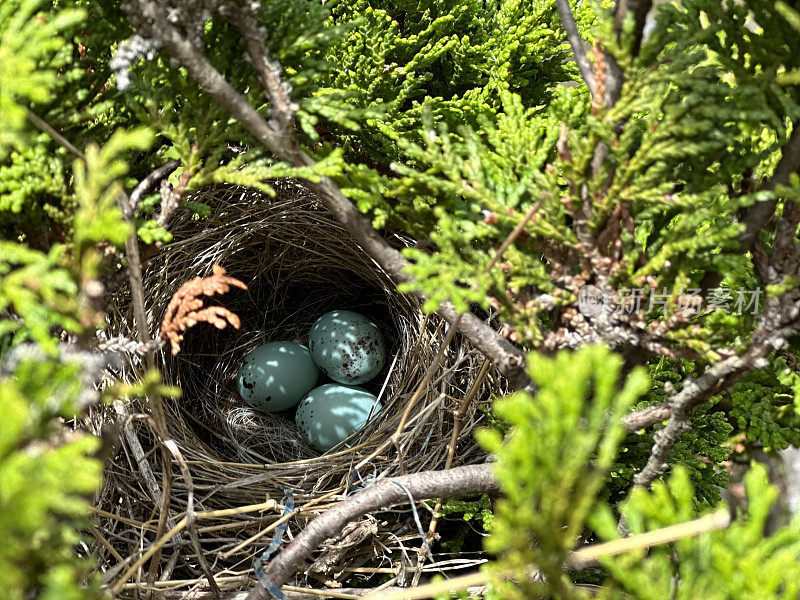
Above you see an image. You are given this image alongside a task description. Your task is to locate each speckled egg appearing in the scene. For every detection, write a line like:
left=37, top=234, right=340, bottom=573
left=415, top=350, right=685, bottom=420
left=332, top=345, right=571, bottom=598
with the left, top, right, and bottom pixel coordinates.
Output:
left=308, top=310, right=386, bottom=385
left=237, top=342, right=319, bottom=412
left=295, top=384, right=382, bottom=451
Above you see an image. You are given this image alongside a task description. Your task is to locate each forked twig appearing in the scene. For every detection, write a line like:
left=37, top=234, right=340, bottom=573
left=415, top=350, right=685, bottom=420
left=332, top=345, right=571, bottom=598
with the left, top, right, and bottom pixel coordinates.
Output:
left=244, top=464, right=501, bottom=600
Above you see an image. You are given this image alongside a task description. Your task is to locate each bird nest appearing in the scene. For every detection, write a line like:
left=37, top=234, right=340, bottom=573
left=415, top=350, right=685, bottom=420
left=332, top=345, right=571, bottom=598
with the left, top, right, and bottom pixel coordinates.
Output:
left=92, top=184, right=502, bottom=593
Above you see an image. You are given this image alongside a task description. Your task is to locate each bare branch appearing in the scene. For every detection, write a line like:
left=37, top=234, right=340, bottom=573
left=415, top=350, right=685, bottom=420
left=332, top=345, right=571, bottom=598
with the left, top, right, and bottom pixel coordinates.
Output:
left=631, top=291, right=800, bottom=488
left=156, top=166, right=192, bottom=228
left=628, top=125, right=800, bottom=477
left=218, top=5, right=297, bottom=137
left=632, top=350, right=766, bottom=487
left=26, top=109, right=85, bottom=160
left=555, top=0, right=596, bottom=96
left=244, top=464, right=500, bottom=600
left=621, top=402, right=671, bottom=432
left=128, top=159, right=180, bottom=216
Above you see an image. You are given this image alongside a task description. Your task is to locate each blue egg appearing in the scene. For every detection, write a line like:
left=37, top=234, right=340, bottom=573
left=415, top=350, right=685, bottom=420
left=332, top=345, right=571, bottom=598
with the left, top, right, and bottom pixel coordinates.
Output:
left=237, top=342, right=319, bottom=412
left=309, top=310, right=386, bottom=385
left=295, top=384, right=382, bottom=451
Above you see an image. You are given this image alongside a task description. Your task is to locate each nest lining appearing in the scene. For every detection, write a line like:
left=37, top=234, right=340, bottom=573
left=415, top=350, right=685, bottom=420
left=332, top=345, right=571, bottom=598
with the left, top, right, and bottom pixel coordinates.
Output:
left=93, top=184, right=502, bottom=585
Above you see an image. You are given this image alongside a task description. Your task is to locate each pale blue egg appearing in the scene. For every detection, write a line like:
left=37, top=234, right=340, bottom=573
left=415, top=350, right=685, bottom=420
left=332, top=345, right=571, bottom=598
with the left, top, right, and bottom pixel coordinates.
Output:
left=237, top=342, right=319, bottom=412
left=295, top=384, right=382, bottom=451
left=309, top=310, right=386, bottom=385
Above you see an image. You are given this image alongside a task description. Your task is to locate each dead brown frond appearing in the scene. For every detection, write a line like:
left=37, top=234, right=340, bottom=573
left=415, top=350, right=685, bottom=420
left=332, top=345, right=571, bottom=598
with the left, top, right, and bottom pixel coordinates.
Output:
left=159, top=264, right=248, bottom=355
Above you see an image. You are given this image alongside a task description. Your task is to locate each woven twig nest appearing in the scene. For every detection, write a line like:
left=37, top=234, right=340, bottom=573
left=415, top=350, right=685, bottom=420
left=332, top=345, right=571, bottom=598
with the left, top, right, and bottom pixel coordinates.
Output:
left=93, top=184, right=502, bottom=588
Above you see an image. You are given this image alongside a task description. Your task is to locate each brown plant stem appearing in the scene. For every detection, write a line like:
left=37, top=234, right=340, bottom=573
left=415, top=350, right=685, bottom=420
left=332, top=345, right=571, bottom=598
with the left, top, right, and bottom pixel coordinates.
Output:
left=116, top=176, right=182, bottom=589
left=367, top=510, right=731, bottom=600
left=26, top=108, right=86, bottom=159
left=555, top=0, right=596, bottom=96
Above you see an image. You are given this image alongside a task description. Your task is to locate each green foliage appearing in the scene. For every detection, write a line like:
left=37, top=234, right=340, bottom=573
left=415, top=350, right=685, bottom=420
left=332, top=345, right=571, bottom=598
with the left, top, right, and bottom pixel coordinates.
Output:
left=483, top=348, right=800, bottom=600
left=0, top=242, right=79, bottom=353
left=591, top=465, right=800, bottom=600
left=0, top=137, right=70, bottom=217
left=728, top=358, right=800, bottom=451
left=436, top=495, right=494, bottom=555
left=0, top=0, right=84, bottom=155
left=325, top=0, right=593, bottom=160
left=478, top=346, right=650, bottom=598
left=0, top=358, right=103, bottom=600
left=439, top=495, right=493, bottom=531
left=0, top=0, right=85, bottom=243
left=0, top=6, right=171, bottom=599
left=391, top=91, right=571, bottom=315
left=72, top=128, right=152, bottom=255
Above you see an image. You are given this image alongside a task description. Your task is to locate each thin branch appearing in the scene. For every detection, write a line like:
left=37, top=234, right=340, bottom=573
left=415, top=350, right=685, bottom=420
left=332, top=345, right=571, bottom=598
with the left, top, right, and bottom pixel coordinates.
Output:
left=116, top=173, right=179, bottom=587
left=626, top=124, right=800, bottom=449
left=555, top=0, right=596, bottom=96
left=156, top=167, right=191, bottom=228
left=132, top=585, right=447, bottom=600
left=632, top=350, right=765, bottom=488
left=630, top=275, right=800, bottom=489
left=621, top=402, right=671, bottom=432
left=486, top=201, right=542, bottom=272
left=25, top=109, right=85, bottom=160
left=219, top=6, right=296, bottom=137
left=588, top=0, right=651, bottom=170
left=128, top=159, right=181, bottom=216
left=243, top=464, right=501, bottom=600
